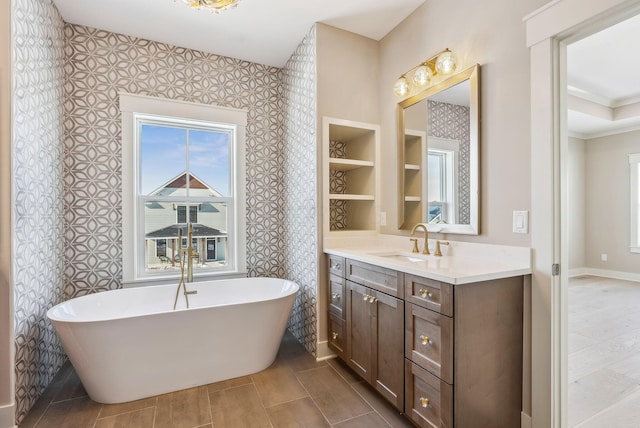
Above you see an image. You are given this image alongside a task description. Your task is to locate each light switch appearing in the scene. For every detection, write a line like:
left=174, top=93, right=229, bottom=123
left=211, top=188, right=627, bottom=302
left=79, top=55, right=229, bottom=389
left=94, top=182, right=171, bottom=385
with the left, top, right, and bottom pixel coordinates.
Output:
left=513, top=210, right=529, bottom=234
left=380, top=212, right=387, bottom=226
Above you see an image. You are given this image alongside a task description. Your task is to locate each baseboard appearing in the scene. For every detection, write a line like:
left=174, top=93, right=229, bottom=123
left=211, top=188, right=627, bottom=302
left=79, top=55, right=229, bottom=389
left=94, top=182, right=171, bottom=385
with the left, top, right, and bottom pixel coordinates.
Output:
left=568, top=267, right=588, bottom=278
left=315, top=340, right=336, bottom=361
left=521, top=411, right=532, bottom=428
left=0, top=403, right=15, bottom=428
left=571, top=267, right=640, bottom=283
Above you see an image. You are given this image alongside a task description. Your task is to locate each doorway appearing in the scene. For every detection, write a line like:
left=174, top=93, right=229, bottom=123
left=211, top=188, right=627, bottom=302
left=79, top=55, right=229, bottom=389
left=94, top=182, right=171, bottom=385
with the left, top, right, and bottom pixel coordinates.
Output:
left=526, top=0, right=640, bottom=426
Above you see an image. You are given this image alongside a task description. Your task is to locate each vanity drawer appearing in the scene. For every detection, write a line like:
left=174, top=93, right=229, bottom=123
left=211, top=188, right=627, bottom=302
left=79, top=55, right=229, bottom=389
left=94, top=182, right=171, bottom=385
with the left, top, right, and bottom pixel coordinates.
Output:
left=405, top=274, right=453, bottom=316
left=405, top=359, right=452, bottom=428
left=346, top=259, right=403, bottom=298
left=405, top=303, right=453, bottom=384
left=328, top=274, right=345, bottom=317
left=328, top=255, right=345, bottom=277
left=328, top=313, right=346, bottom=359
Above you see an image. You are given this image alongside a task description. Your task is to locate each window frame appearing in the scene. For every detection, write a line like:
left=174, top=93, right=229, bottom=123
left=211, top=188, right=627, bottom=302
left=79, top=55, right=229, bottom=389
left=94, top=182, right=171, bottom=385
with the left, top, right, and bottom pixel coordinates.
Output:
left=630, top=153, right=640, bottom=254
left=120, top=93, right=247, bottom=286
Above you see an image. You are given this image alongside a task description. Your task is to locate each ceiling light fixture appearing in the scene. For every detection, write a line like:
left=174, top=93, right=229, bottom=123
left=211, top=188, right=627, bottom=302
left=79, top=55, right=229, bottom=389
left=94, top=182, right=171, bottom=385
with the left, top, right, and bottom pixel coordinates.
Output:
left=393, top=48, right=458, bottom=98
left=180, top=0, right=240, bottom=13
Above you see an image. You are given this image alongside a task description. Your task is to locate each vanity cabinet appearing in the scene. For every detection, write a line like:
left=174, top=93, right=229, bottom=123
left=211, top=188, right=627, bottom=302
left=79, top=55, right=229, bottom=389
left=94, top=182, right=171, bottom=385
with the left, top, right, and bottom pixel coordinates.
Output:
left=404, top=274, right=523, bottom=428
left=328, top=256, right=405, bottom=410
left=346, top=280, right=404, bottom=409
left=327, top=255, right=524, bottom=428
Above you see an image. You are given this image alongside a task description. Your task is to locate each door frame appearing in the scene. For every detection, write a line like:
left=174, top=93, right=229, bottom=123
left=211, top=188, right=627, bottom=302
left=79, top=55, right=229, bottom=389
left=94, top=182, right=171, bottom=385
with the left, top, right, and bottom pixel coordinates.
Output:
left=525, top=0, right=640, bottom=426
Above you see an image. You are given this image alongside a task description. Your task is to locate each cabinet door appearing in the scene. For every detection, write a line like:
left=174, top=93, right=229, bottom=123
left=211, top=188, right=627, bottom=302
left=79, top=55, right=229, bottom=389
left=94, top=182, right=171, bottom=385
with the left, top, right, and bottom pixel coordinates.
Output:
left=328, top=313, right=346, bottom=359
left=371, top=289, right=404, bottom=410
left=405, top=303, right=453, bottom=384
left=346, top=280, right=372, bottom=383
left=405, top=360, right=452, bottom=428
left=328, top=274, right=345, bottom=318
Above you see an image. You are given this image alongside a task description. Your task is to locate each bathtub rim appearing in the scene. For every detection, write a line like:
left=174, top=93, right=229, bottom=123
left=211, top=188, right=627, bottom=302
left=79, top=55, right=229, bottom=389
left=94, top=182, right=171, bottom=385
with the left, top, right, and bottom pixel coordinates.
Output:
left=47, top=277, right=299, bottom=324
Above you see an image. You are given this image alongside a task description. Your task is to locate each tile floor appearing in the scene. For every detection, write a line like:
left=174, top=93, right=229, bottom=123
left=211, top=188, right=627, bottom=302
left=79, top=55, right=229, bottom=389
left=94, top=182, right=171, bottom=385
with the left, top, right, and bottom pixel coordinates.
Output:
left=20, top=331, right=414, bottom=428
left=568, top=276, right=640, bottom=427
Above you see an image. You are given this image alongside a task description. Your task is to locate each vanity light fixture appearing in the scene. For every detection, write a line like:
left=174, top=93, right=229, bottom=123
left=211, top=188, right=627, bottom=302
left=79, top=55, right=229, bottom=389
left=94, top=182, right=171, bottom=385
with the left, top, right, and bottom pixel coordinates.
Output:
left=179, top=0, right=240, bottom=13
left=393, top=48, right=458, bottom=98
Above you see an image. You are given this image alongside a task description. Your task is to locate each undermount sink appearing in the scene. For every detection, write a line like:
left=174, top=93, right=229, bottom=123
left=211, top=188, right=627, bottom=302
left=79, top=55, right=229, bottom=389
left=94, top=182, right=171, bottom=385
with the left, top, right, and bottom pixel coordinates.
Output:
left=368, top=251, right=431, bottom=263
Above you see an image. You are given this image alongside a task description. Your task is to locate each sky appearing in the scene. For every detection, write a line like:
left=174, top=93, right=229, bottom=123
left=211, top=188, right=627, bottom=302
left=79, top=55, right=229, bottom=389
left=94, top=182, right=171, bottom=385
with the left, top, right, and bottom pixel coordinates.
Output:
left=140, top=123, right=231, bottom=196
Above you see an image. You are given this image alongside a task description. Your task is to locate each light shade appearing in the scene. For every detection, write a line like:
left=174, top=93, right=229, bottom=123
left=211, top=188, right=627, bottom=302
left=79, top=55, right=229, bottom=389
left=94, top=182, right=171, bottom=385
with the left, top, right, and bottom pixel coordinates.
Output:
left=435, top=50, right=457, bottom=75
left=181, top=0, right=240, bottom=12
left=413, top=65, right=433, bottom=87
left=393, top=76, right=410, bottom=97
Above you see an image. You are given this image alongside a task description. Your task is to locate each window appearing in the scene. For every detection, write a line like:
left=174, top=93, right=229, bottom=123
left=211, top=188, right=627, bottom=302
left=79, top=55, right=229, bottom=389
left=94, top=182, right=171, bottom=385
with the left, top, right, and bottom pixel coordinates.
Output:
left=176, top=205, right=198, bottom=224
left=631, top=153, right=640, bottom=253
left=427, top=137, right=460, bottom=225
left=121, top=94, right=247, bottom=284
left=156, top=239, right=167, bottom=257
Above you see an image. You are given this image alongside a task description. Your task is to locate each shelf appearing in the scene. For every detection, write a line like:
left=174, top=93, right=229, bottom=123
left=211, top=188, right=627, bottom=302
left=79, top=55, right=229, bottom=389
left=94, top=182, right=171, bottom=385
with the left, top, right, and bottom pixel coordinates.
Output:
left=329, top=194, right=375, bottom=201
left=404, top=196, right=421, bottom=202
left=324, top=117, right=379, bottom=234
left=330, top=158, right=375, bottom=171
left=404, top=164, right=420, bottom=171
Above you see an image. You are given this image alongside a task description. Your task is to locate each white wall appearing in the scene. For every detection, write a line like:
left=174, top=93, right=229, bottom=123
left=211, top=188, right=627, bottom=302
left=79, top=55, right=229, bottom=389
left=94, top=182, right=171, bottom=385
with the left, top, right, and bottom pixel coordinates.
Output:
left=584, top=130, right=640, bottom=273
left=0, top=0, right=14, bottom=426
left=379, top=0, right=548, bottom=244
left=316, top=23, right=380, bottom=353
left=568, top=137, right=586, bottom=271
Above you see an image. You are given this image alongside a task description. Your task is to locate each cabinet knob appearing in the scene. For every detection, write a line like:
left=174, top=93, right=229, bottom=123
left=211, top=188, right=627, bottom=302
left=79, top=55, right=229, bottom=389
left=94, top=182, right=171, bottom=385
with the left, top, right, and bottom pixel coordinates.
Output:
left=420, top=397, right=430, bottom=408
left=363, top=294, right=369, bottom=301
left=331, top=263, right=341, bottom=270
left=420, top=335, right=431, bottom=345
left=419, top=288, right=433, bottom=299
left=332, top=332, right=339, bottom=340
left=331, top=292, right=340, bottom=300
left=368, top=295, right=377, bottom=303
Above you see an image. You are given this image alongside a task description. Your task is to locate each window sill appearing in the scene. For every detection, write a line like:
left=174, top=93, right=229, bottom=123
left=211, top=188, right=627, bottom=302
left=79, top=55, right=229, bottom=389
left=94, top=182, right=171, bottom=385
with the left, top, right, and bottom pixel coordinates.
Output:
left=123, top=270, right=248, bottom=288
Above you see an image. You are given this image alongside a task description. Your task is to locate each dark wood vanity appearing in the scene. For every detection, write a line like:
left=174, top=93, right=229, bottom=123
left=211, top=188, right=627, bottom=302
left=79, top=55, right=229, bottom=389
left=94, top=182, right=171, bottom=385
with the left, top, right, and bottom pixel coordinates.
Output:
left=327, top=253, right=523, bottom=428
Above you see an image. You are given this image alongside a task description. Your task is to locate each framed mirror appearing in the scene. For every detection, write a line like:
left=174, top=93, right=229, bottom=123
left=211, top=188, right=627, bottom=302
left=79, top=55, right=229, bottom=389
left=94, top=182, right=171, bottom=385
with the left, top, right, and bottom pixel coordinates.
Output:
left=397, top=64, right=480, bottom=234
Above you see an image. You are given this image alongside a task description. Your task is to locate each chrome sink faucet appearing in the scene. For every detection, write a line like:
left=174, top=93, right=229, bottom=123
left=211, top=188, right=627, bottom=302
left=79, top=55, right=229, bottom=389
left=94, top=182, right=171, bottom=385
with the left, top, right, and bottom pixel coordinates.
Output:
left=173, top=223, right=198, bottom=310
left=410, top=223, right=430, bottom=255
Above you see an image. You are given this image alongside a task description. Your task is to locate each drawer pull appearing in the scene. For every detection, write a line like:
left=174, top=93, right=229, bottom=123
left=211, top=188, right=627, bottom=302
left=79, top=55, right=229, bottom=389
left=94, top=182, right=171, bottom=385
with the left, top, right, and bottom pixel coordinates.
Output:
left=420, top=335, right=431, bottom=345
left=419, top=288, right=433, bottom=299
left=331, top=263, right=341, bottom=270
left=420, top=397, right=430, bottom=408
left=362, top=294, right=377, bottom=303
left=332, top=332, right=339, bottom=340
left=331, top=292, right=341, bottom=300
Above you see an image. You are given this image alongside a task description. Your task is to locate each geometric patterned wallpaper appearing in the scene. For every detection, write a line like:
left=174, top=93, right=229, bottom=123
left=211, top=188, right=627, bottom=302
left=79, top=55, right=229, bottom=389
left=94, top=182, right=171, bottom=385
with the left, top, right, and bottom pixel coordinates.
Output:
left=12, top=0, right=67, bottom=423
left=12, top=13, right=324, bottom=421
left=282, top=25, right=318, bottom=355
left=428, top=100, right=471, bottom=224
left=63, top=23, right=287, bottom=298
left=328, top=141, right=347, bottom=230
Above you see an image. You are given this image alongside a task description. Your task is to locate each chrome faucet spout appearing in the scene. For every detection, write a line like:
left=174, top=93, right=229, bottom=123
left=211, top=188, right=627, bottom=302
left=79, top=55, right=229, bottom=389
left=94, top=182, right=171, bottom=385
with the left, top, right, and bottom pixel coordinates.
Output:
left=410, top=223, right=430, bottom=255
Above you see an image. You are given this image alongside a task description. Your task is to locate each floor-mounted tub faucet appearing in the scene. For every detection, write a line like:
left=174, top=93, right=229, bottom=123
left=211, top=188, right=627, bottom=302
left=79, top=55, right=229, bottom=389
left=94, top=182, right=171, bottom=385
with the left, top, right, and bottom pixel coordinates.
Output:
left=173, top=223, right=198, bottom=310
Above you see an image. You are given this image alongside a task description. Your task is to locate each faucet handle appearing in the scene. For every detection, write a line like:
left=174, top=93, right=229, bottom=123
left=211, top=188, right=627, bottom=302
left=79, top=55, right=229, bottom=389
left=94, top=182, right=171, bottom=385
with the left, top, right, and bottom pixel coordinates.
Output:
left=410, top=238, right=419, bottom=253
left=435, top=241, right=450, bottom=257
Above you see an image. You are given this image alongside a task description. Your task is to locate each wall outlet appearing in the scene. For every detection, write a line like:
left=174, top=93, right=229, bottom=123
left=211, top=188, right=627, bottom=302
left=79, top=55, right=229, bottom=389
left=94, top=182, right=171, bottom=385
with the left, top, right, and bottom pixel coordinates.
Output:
left=380, top=212, right=387, bottom=226
left=601, top=253, right=608, bottom=262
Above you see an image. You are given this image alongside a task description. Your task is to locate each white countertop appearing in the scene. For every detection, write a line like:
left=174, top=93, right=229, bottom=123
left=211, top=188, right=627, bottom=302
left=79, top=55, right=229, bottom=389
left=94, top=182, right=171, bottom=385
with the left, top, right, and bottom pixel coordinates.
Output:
left=324, top=234, right=532, bottom=285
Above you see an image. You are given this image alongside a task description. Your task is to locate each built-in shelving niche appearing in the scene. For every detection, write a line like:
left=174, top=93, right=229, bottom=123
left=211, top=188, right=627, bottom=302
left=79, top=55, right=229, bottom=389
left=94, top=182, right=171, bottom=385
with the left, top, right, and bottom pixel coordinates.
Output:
left=323, top=118, right=379, bottom=234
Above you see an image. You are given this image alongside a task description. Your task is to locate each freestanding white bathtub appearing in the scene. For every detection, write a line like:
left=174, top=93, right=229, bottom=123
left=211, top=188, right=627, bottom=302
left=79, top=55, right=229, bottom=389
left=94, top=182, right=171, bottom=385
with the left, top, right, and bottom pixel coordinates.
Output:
left=47, top=277, right=299, bottom=404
